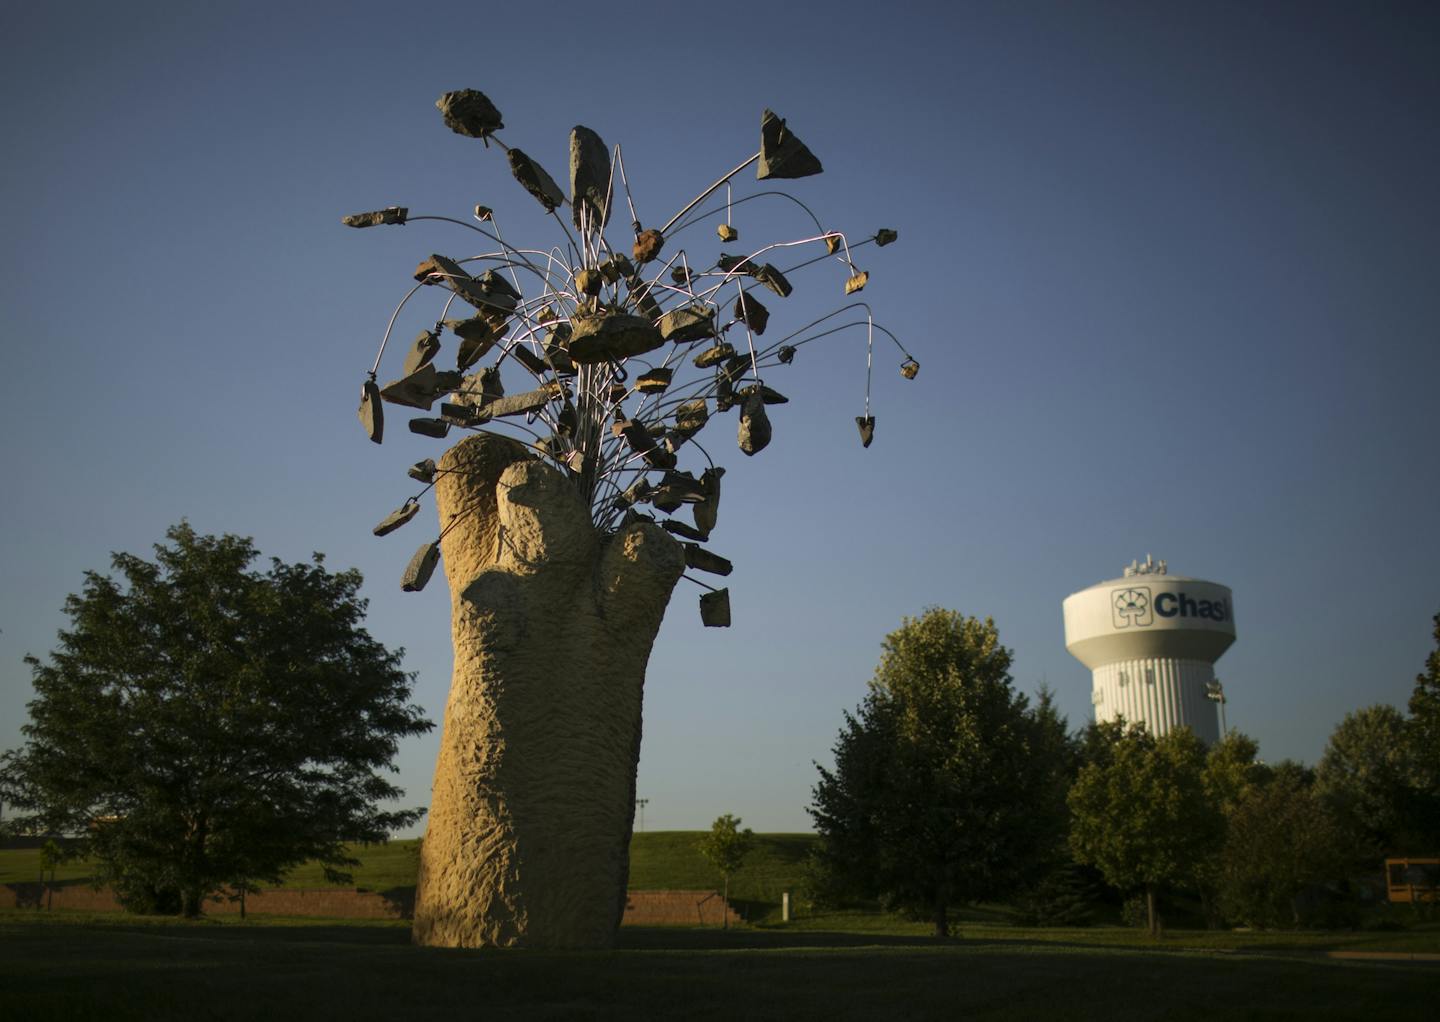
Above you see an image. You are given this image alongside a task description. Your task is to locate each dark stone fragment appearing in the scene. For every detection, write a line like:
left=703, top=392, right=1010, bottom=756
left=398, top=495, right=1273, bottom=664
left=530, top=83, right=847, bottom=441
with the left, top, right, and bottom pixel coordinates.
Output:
left=575, top=268, right=604, bottom=296
left=721, top=354, right=752, bottom=386
left=642, top=447, right=677, bottom=470
left=342, top=206, right=408, bottom=228
left=752, top=264, right=792, bottom=298
left=401, top=541, right=441, bottom=592
left=683, top=543, right=733, bottom=576
left=739, top=384, right=788, bottom=405
left=569, top=313, right=664, bottom=364
left=615, top=419, right=656, bottom=452
left=659, top=305, right=716, bottom=344
left=509, top=344, right=549, bottom=376
left=738, top=392, right=772, bottom=455
left=436, top=89, right=503, bottom=138
left=661, top=519, right=709, bottom=542
left=569, top=125, right=612, bottom=230
left=856, top=415, right=875, bottom=448
left=901, top=357, right=919, bottom=380
left=844, top=271, right=868, bottom=295
left=612, top=477, right=652, bottom=509
left=670, top=266, right=692, bottom=287
left=715, top=375, right=736, bottom=412
left=693, top=466, right=724, bottom=535
left=716, top=223, right=738, bottom=242
left=632, top=228, right=664, bottom=264
left=699, top=588, right=731, bottom=627
left=507, top=148, right=564, bottom=211
left=475, top=385, right=562, bottom=420
left=694, top=342, right=736, bottom=369
left=373, top=500, right=420, bottom=537
left=733, top=292, right=769, bottom=335
left=381, top=364, right=461, bottom=410
left=440, top=402, right=480, bottom=426
left=876, top=228, right=899, bottom=247
left=757, top=109, right=824, bottom=180
left=717, top=253, right=756, bottom=275
left=556, top=402, right=578, bottom=437
left=777, top=345, right=797, bottom=364
left=479, top=269, right=521, bottom=303
left=635, top=367, right=673, bottom=394
left=409, top=418, right=451, bottom=439
left=652, top=488, right=684, bottom=513
left=408, top=459, right=437, bottom=484
left=358, top=380, right=383, bottom=444
left=674, top=399, right=709, bottom=435
left=403, top=330, right=441, bottom=376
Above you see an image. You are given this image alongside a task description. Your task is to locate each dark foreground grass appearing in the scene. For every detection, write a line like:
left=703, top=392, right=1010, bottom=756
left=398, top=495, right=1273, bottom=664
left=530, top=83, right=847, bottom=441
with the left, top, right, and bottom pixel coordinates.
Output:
left=2, top=912, right=1437, bottom=1022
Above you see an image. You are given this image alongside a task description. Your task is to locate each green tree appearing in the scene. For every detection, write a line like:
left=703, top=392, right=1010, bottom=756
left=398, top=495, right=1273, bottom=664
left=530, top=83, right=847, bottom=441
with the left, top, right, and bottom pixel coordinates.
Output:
left=0, top=524, right=433, bottom=916
left=1218, top=765, right=1349, bottom=928
left=1407, top=612, right=1440, bottom=849
left=1314, top=704, right=1414, bottom=859
left=809, top=610, right=1070, bottom=937
left=1068, top=725, right=1222, bottom=936
left=697, top=813, right=753, bottom=928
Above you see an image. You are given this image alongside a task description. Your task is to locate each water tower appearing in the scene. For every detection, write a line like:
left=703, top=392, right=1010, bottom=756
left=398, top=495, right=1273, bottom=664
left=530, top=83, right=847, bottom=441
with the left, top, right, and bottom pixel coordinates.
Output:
left=1062, top=556, right=1236, bottom=744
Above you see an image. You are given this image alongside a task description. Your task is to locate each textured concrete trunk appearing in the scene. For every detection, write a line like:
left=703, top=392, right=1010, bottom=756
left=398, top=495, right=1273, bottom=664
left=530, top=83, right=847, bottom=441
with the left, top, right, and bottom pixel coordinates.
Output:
left=412, top=435, right=684, bottom=948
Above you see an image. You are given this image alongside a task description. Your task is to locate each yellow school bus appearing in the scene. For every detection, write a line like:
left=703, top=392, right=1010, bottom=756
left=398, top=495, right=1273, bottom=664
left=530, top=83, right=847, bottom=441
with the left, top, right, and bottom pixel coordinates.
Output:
left=1386, top=858, right=1439, bottom=903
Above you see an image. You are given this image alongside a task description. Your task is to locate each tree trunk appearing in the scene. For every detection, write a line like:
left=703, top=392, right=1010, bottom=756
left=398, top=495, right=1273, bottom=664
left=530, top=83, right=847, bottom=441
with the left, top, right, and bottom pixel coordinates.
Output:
left=181, top=888, right=202, bottom=919
left=723, top=876, right=730, bottom=930
left=412, top=436, right=684, bottom=949
left=933, top=899, right=950, bottom=939
left=1146, top=886, right=1158, bottom=937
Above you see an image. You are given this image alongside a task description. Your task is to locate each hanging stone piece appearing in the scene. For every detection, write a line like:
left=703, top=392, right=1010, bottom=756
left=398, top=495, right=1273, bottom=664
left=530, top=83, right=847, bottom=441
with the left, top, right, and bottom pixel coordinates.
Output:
left=739, top=384, right=788, bottom=405
left=661, top=519, right=709, bottom=542
left=568, top=313, right=664, bottom=364
left=683, top=543, right=734, bottom=576
left=632, top=228, right=664, bottom=265
left=752, top=264, right=793, bottom=298
left=699, top=588, right=731, bottom=627
left=717, top=223, right=738, bottom=242
left=374, top=500, right=420, bottom=537
left=733, top=292, right=769, bottom=335
left=401, top=540, right=441, bottom=592
left=876, top=228, right=899, bottom=247
left=737, top=391, right=772, bottom=456
left=508, top=344, right=549, bottom=376
left=403, top=330, right=442, bottom=376
left=474, top=205, right=493, bottom=221
left=856, top=415, right=875, bottom=448
left=757, top=109, right=824, bottom=180
left=777, top=345, right=797, bottom=364
left=844, top=271, right=869, bottom=295
left=569, top=125, right=612, bottom=230
left=659, top=305, right=716, bottom=344
left=472, top=384, right=565, bottom=421
left=693, top=466, right=724, bottom=535
left=900, top=357, right=920, bottom=380
left=342, top=206, right=408, bottom=228
left=824, top=235, right=842, bottom=255
left=358, top=379, right=383, bottom=444
left=410, top=418, right=451, bottom=439
left=451, top=366, right=505, bottom=407
left=670, top=266, right=692, bottom=287
left=635, top=368, right=673, bottom=394
left=694, top=342, right=736, bottom=369
left=441, top=402, right=481, bottom=427
left=507, top=149, right=564, bottom=211
left=408, top=459, right=437, bottom=484
left=717, top=253, right=756, bottom=275
left=612, top=477, right=652, bottom=510
left=381, top=364, right=464, bottom=410
left=436, top=89, right=504, bottom=139
left=575, top=268, right=604, bottom=296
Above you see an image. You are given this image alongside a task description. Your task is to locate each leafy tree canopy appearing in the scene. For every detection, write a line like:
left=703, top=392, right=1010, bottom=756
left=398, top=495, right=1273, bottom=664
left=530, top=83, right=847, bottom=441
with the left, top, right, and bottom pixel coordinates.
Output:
left=1314, top=704, right=1415, bottom=858
left=0, top=523, right=433, bottom=916
left=809, top=609, right=1070, bottom=937
left=697, top=813, right=753, bottom=928
left=1067, top=724, right=1222, bottom=934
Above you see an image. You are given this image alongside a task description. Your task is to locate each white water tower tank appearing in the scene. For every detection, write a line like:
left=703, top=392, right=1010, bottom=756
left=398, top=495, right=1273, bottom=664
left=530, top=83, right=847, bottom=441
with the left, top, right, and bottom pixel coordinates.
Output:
left=1062, top=557, right=1235, bottom=744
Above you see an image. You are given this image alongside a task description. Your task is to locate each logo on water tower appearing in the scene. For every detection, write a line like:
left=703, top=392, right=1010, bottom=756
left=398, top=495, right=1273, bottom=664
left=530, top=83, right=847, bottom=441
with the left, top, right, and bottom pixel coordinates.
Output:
left=1112, top=587, right=1153, bottom=628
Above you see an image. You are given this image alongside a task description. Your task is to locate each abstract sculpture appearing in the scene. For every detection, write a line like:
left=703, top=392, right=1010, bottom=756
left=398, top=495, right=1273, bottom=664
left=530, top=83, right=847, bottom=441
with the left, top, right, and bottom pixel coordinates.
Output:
left=346, top=90, right=916, bottom=947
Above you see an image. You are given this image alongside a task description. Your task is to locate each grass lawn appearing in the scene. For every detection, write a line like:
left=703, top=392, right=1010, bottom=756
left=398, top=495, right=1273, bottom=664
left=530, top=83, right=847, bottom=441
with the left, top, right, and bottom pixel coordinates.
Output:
left=2, top=911, right=1437, bottom=1021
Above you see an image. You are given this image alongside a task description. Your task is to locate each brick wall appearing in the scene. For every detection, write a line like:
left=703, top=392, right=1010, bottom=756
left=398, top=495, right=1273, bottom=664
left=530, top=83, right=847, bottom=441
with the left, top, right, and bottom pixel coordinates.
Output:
left=621, top=889, right=741, bottom=927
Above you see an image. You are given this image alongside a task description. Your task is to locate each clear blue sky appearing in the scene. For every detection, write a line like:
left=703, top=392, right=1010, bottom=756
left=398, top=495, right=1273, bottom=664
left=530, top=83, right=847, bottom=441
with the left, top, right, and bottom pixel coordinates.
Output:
left=2, top=1, right=1437, bottom=835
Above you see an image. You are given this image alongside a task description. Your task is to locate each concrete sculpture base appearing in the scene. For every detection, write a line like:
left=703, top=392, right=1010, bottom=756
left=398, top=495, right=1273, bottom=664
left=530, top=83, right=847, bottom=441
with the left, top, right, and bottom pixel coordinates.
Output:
left=412, top=435, right=684, bottom=948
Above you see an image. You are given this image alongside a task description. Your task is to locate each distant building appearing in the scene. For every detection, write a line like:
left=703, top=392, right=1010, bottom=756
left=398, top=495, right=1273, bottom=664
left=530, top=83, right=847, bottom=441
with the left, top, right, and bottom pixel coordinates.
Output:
left=1062, top=556, right=1236, bottom=743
